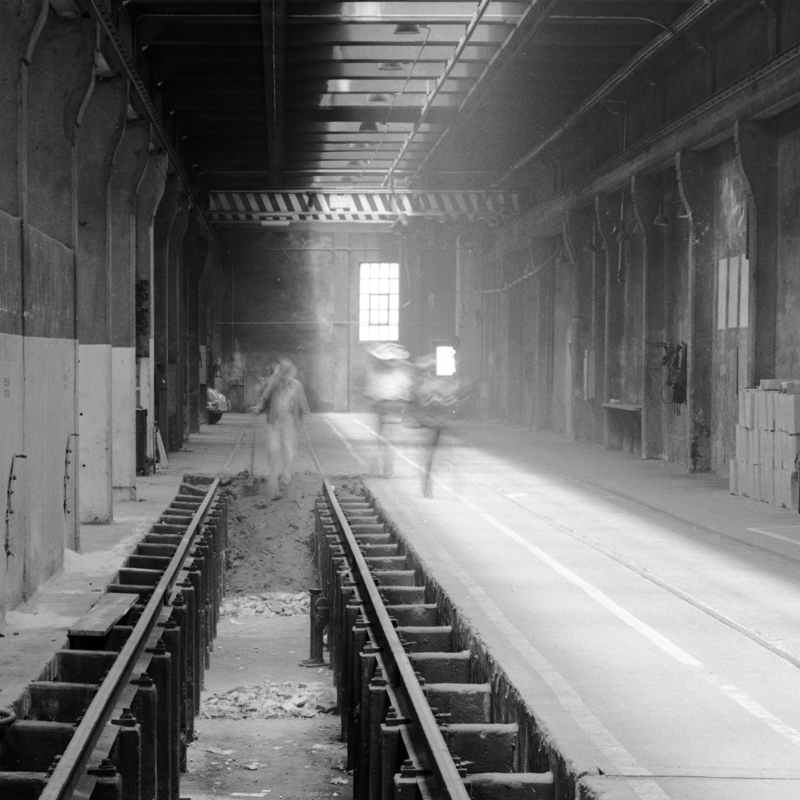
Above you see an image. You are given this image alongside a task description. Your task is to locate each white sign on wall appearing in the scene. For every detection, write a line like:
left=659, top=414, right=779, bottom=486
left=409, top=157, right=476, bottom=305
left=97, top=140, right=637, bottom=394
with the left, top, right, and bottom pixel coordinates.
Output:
left=329, top=194, right=353, bottom=211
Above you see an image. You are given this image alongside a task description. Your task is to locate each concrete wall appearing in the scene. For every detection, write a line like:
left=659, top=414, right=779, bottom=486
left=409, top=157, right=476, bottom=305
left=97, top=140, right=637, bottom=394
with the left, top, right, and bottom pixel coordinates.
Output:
left=457, top=114, right=800, bottom=474
left=451, top=0, right=800, bottom=477
left=0, top=6, right=218, bottom=619
left=217, top=225, right=458, bottom=413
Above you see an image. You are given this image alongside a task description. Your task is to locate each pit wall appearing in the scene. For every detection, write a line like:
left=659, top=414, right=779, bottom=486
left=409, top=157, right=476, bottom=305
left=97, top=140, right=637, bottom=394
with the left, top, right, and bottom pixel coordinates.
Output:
left=217, top=226, right=457, bottom=413
left=368, top=490, right=588, bottom=798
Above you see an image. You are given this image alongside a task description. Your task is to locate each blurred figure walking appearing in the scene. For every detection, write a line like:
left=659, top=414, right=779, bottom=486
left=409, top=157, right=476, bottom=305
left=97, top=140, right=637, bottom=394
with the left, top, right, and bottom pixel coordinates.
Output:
left=363, top=342, right=412, bottom=477
left=411, top=354, right=460, bottom=497
left=252, top=359, right=310, bottom=497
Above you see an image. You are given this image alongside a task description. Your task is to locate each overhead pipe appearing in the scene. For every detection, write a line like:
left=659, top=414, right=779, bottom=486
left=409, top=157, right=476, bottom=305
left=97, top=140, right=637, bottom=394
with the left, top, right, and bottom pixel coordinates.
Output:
left=85, top=0, right=220, bottom=248
left=495, top=0, right=725, bottom=186
left=411, top=0, right=562, bottom=180
left=381, top=0, right=497, bottom=186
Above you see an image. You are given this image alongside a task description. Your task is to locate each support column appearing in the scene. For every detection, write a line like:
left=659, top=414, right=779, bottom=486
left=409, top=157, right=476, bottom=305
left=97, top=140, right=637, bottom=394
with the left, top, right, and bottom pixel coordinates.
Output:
left=0, top=0, right=46, bottom=617
left=76, top=76, right=128, bottom=523
left=677, top=150, right=715, bottom=472
left=109, top=118, right=149, bottom=499
left=631, top=174, right=665, bottom=459
left=197, top=248, right=216, bottom=424
left=186, top=232, right=209, bottom=434
left=334, top=231, right=351, bottom=412
left=23, top=15, right=94, bottom=586
left=166, top=196, right=191, bottom=451
left=594, top=193, right=621, bottom=446
left=209, top=260, right=230, bottom=394
left=565, top=210, right=593, bottom=441
left=135, top=151, right=167, bottom=468
left=175, top=210, right=200, bottom=445
left=734, top=120, right=778, bottom=384
left=153, top=174, right=180, bottom=458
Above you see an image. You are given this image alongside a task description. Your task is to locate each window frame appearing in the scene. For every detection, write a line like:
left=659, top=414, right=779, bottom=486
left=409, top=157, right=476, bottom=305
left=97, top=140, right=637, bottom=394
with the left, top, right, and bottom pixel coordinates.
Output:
left=358, top=261, right=400, bottom=342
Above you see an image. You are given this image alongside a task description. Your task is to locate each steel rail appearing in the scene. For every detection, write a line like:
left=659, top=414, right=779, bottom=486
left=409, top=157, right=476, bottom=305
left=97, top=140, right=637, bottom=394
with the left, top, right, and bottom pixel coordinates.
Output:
left=322, top=478, right=470, bottom=800
left=39, top=478, right=221, bottom=800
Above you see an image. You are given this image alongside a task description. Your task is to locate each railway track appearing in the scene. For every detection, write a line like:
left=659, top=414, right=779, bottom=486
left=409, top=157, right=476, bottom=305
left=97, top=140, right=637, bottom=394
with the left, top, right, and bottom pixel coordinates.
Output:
left=0, top=478, right=227, bottom=800
left=315, top=478, right=557, bottom=800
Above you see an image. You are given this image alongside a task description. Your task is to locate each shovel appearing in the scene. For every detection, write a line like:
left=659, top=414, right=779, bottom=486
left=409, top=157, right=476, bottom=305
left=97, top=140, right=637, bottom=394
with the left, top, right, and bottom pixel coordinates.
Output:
left=242, top=420, right=261, bottom=496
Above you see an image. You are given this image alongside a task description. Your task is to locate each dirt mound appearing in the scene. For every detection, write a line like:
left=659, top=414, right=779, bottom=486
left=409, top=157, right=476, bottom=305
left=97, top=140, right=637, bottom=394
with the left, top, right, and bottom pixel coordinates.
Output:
left=223, top=472, right=364, bottom=594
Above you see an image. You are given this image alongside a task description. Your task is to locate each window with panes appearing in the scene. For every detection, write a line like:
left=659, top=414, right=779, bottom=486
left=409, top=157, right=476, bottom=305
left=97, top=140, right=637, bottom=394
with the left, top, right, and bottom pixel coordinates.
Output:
left=359, top=262, right=399, bottom=341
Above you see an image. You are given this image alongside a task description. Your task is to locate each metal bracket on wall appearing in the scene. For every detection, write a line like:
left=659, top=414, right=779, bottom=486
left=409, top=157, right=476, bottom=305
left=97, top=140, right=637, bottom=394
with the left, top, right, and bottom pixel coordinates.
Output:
left=5, top=454, right=27, bottom=561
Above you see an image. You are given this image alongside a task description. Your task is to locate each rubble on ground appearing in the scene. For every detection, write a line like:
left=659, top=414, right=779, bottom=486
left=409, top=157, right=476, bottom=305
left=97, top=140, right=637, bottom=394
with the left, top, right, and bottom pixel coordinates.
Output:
left=201, top=681, right=337, bottom=719
left=221, top=592, right=310, bottom=618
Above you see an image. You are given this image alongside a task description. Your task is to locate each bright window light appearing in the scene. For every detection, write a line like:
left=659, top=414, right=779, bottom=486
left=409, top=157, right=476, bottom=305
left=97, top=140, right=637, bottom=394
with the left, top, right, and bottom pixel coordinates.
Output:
left=436, top=346, right=456, bottom=376
left=359, top=262, right=399, bottom=341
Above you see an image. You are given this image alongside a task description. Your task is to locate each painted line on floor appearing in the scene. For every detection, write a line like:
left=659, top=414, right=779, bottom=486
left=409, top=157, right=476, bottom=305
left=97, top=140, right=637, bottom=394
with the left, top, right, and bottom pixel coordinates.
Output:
left=746, top=526, right=800, bottom=547
left=478, top=508, right=702, bottom=666
left=344, top=414, right=800, bottom=748
left=424, top=541, right=670, bottom=800
left=346, top=415, right=425, bottom=477
left=323, top=417, right=370, bottom=471
left=451, top=492, right=800, bottom=751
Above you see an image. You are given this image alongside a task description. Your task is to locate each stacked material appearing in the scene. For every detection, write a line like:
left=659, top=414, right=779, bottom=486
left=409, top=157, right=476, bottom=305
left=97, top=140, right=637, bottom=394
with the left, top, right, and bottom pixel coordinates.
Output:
left=730, top=380, right=800, bottom=508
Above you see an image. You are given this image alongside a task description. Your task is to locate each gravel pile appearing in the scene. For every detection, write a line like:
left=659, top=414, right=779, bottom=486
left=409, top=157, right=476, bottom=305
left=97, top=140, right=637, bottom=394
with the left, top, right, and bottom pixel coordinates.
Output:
left=201, top=681, right=337, bottom=720
left=221, top=592, right=310, bottom=618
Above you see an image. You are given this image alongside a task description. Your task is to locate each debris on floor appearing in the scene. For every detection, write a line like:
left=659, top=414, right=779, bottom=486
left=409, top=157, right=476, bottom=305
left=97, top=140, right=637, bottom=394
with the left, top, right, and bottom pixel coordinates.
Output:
left=221, top=592, right=310, bottom=618
left=202, top=680, right=337, bottom=719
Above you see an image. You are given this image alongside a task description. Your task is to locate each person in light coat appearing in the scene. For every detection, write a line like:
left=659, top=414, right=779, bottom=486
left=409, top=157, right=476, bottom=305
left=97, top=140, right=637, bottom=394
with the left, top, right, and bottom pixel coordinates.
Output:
left=252, top=359, right=310, bottom=497
left=363, top=342, right=412, bottom=477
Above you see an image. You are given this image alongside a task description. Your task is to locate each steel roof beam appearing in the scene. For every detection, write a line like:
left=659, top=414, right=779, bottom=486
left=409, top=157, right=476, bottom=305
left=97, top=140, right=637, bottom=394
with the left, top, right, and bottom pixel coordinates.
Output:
left=284, top=44, right=497, bottom=61
left=260, top=0, right=285, bottom=184
left=496, top=0, right=726, bottom=184
left=383, top=0, right=561, bottom=185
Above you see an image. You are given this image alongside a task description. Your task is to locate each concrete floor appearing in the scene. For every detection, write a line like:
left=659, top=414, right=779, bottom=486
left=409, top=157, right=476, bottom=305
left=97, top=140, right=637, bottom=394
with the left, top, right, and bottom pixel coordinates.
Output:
left=4, top=412, right=800, bottom=799
left=316, top=413, right=800, bottom=800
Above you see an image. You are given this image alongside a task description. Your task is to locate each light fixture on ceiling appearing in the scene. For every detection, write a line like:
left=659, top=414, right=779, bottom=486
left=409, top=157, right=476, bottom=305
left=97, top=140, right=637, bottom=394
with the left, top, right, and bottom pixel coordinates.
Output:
left=675, top=202, right=691, bottom=219
left=359, top=121, right=379, bottom=132
left=347, top=160, right=365, bottom=167
left=393, top=22, right=421, bottom=35
left=379, top=61, right=405, bottom=71
left=350, top=142, right=369, bottom=150
left=616, top=225, right=631, bottom=242
left=652, top=203, right=670, bottom=227
left=368, top=93, right=390, bottom=103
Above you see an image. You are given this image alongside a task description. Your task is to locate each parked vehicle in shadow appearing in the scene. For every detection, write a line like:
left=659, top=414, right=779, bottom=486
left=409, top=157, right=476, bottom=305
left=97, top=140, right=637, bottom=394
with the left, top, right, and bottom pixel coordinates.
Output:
left=207, top=388, right=231, bottom=424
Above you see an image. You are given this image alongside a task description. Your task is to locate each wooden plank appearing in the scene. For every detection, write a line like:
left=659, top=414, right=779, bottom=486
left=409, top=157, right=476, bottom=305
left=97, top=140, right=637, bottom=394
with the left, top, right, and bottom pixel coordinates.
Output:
left=69, top=593, right=140, bottom=638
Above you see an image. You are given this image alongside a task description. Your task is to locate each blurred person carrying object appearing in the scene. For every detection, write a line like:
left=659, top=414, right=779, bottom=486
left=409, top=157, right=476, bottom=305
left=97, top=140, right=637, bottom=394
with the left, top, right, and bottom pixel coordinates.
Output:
left=363, top=341, right=412, bottom=477
left=251, top=358, right=310, bottom=498
left=411, top=353, right=461, bottom=498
